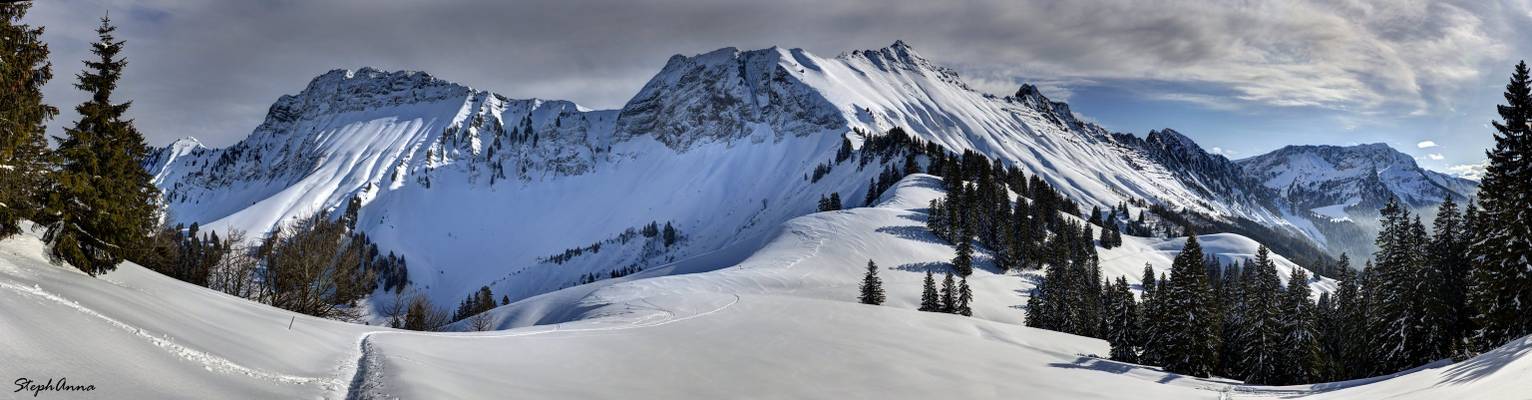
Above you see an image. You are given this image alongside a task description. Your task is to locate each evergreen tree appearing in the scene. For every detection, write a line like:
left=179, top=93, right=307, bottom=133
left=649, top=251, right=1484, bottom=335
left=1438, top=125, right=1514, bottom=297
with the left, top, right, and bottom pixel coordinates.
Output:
left=1369, top=199, right=1437, bottom=374
left=1313, top=291, right=1339, bottom=380
left=1216, top=260, right=1248, bottom=378
left=41, top=15, right=159, bottom=275
left=1468, top=61, right=1532, bottom=352
left=940, top=271, right=957, bottom=313
left=955, top=276, right=973, bottom=316
left=1138, top=264, right=1163, bottom=366
left=1159, top=229, right=1218, bottom=377
left=919, top=270, right=940, bottom=312
left=952, top=224, right=974, bottom=276
left=1105, top=276, right=1140, bottom=363
left=1240, top=246, right=1284, bottom=384
left=859, top=260, right=885, bottom=305
left=1329, top=254, right=1370, bottom=379
left=1099, top=221, right=1114, bottom=249
left=1428, top=196, right=1471, bottom=356
left=0, top=0, right=58, bottom=237
left=1274, top=269, right=1321, bottom=385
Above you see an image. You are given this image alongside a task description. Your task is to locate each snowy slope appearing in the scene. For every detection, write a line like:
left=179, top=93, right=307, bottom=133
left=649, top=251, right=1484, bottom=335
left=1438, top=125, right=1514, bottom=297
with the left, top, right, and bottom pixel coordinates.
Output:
left=2, top=178, right=1518, bottom=399
left=0, top=223, right=369, bottom=399
left=477, top=174, right=1334, bottom=334
left=148, top=42, right=1341, bottom=311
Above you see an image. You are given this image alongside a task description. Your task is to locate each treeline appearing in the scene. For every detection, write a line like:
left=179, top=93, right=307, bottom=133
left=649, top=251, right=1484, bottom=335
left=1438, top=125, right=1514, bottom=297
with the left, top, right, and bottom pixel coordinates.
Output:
left=543, top=220, right=678, bottom=265
left=1034, top=61, right=1532, bottom=385
left=815, top=128, right=927, bottom=210
left=1086, top=205, right=1128, bottom=248
left=1147, top=203, right=1341, bottom=278
left=122, top=198, right=414, bottom=323
left=451, top=286, right=501, bottom=331
left=925, top=149, right=1083, bottom=273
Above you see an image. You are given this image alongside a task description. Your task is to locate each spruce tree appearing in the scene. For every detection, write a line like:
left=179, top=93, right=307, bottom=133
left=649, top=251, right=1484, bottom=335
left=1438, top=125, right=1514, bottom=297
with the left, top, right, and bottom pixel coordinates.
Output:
left=0, top=1, right=57, bottom=237
left=1240, top=246, right=1284, bottom=384
left=1099, top=222, right=1114, bottom=249
left=1330, top=255, right=1371, bottom=379
left=1275, top=269, right=1321, bottom=385
left=662, top=222, right=677, bottom=247
left=1468, top=61, right=1532, bottom=352
left=952, top=224, right=974, bottom=276
left=1428, top=197, right=1469, bottom=356
left=1138, top=264, right=1163, bottom=366
left=940, top=271, right=957, bottom=313
left=1370, top=199, right=1436, bottom=374
left=955, top=276, right=973, bottom=316
left=1159, top=229, right=1218, bottom=377
left=1106, top=276, right=1140, bottom=363
left=919, top=270, right=940, bottom=312
left=859, top=260, right=885, bottom=305
left=41, top=15, right=159, bottom=275
left=1216, top=260, right=1248, bottom=378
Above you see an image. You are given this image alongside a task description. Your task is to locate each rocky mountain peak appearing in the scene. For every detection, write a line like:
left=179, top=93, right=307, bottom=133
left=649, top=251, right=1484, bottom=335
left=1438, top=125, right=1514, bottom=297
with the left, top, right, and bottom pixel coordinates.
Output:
left=615, top=46, right=843, bottom=150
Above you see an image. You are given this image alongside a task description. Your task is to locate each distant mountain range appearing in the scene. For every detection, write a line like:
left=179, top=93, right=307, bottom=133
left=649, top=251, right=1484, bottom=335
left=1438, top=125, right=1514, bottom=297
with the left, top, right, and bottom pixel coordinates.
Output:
left=144, top=41, right=1471, bottom=304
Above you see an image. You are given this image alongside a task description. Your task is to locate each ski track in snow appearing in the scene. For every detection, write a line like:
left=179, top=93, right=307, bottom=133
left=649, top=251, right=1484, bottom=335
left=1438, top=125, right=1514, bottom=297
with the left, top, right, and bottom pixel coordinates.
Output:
left=340, top=293, right=740, bottom=399
left=0, top=279, right=343, bottom=390
left=0, top=270, right=738, bottom=400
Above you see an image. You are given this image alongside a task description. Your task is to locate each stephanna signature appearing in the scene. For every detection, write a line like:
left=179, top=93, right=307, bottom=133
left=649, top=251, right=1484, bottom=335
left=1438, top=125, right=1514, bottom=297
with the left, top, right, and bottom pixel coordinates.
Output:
left=13, top=378, right=96, bottom=397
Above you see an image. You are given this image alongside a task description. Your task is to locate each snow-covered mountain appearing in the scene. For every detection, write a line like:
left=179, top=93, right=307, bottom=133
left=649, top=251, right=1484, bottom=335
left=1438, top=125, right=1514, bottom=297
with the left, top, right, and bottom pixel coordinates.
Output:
left=1237, top=143, right=1477, bottom=259
left=1240, top=143, right=1476, bottom=212
left=147, top=41, right=1429, bottom=307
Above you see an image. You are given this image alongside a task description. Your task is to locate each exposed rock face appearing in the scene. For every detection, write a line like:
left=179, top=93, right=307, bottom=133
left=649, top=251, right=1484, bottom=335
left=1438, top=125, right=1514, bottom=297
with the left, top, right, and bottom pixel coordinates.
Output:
left=616, top=47, right=844, bottom=151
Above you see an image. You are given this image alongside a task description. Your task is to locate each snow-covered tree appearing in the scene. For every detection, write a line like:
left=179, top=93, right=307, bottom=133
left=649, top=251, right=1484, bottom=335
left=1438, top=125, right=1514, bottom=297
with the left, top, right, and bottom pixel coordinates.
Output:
left=1158, top=229, right=1218, bottom=378
left=1368, top=199, right=1438, bottom=375
left=1274, top=269, right=1321, bottom=385
left=1468, top=61, right=1532, bottom=353
left=1105, top=277, right=1140, bottom=363
left=1239, top=246, right=1284, bottom=384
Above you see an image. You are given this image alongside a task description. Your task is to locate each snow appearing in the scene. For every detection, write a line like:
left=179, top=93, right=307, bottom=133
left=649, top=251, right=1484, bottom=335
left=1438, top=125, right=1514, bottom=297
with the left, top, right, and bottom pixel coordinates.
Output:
left=0, top=177, right=1522, bottom=398
left=147, top=42, right=1326, bottom=314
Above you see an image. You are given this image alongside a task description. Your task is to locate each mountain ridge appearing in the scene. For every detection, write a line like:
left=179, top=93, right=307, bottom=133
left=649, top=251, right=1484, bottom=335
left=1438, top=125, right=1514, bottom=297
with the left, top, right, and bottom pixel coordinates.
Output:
left=145, top=41, right=1463, bottom=307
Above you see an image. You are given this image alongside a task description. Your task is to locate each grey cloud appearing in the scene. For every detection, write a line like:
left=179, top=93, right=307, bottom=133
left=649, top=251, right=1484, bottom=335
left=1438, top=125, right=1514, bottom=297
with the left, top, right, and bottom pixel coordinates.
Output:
left=23, top=0, right=1530, bottom=147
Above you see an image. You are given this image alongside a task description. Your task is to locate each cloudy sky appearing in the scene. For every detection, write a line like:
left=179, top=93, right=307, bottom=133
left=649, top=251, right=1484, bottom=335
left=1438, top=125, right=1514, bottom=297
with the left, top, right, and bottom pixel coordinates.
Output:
left=23, top=0, right=1532, bottom=177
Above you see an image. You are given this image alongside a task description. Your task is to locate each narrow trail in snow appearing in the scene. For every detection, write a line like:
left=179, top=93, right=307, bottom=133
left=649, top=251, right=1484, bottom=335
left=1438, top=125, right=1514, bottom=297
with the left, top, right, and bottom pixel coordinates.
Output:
left=339, top=293, right=741, bottom=400
left=0, top=270, right=739, bottom=400
left=0, top=279, right=345, bottom=390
